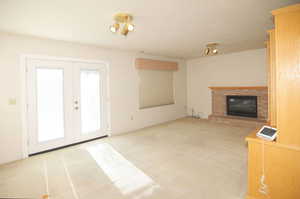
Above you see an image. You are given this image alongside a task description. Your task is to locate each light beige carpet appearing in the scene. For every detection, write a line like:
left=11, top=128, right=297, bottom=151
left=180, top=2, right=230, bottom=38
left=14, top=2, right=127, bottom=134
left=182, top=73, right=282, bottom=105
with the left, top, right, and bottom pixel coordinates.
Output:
left=0, top=118, right=253, bottom=199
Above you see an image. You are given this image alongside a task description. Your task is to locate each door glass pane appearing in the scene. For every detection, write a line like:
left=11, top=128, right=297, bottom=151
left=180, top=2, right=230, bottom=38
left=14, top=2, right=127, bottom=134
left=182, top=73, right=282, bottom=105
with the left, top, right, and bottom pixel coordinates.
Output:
left=36, top=68, right=64, bottom=142
left=80, top=70, right=101, bottom=134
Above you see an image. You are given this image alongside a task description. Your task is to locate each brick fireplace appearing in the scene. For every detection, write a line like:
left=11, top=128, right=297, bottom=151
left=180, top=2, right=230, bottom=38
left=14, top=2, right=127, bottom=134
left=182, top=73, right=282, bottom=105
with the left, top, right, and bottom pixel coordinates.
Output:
left=208, top=86, right=268, bottom=127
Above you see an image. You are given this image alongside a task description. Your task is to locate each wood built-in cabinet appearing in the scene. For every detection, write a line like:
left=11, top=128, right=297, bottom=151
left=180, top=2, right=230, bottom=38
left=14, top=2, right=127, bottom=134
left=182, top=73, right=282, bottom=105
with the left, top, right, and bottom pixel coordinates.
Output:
left=273, top=5, right=300, bottom=147
left=246, top=4, right=300, bottom=199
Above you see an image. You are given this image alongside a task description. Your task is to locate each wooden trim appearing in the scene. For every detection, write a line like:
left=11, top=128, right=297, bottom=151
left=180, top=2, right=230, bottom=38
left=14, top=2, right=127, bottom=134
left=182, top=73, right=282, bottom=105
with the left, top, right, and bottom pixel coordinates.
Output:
left=135, top=58, right=178, bottom=71
left=272, top=3, right=300, bottom=15
left=266, top=38, right=271, bottom=123
left=267, top=29, right=277, bottom=127
left=208, top=86, right=267, bottom=90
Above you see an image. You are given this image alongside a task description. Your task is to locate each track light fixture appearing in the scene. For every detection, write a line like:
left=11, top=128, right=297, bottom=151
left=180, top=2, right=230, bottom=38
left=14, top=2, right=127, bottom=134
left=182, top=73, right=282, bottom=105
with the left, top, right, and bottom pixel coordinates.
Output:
left=109, top=13, right=135, bottom=36
left=204, top=43, right=219, bottom=56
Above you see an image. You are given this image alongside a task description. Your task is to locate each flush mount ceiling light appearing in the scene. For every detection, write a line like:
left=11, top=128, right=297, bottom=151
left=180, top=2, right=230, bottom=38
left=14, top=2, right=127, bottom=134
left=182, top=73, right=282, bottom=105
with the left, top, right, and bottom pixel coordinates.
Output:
left=204, top=43, right=219, bottom=56
left=109, top=13, right=135, bottom=36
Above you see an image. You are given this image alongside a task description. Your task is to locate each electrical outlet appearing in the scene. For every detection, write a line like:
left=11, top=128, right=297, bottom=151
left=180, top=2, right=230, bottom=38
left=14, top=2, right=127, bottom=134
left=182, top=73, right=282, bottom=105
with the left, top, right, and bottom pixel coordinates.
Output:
left=130, top=116, right=134, bottom=120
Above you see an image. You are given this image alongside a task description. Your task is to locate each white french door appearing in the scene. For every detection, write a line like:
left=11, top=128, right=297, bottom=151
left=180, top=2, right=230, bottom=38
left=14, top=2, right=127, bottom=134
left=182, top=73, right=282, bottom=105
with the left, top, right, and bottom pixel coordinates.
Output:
left=26, top=58, right=108, bottom=154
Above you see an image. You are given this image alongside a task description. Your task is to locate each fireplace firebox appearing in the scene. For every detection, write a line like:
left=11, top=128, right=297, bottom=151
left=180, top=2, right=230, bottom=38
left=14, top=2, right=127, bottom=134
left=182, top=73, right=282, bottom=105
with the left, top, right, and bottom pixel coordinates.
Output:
left=226, top=95, right=257, bottom=118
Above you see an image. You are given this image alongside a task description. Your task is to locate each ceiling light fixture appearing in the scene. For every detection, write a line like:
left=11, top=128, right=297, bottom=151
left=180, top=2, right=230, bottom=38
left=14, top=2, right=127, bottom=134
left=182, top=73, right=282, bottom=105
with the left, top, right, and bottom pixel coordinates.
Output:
left=109, top=13, right=135, bottom=36
left=204, top=43, right=219, bottom=56
left=110, top=23, right=120, bottom=33
left=127, top=23, right=134, bottom=32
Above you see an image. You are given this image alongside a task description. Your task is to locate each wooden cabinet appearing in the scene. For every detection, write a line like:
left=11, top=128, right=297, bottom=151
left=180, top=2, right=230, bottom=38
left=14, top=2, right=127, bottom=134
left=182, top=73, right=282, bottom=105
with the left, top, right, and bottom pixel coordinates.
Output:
left=246, top=131, right=300, bottom=199
left=246, top=4, right=300, bottom=199
left=273, top=4, right=300, bottom=147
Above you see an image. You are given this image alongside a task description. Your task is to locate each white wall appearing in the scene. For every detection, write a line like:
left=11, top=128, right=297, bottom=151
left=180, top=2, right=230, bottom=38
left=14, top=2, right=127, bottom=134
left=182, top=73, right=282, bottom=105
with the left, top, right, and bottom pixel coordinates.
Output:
left=0, top=32, right=187, bottom=164
left=187, top=48, right=267, bottom=118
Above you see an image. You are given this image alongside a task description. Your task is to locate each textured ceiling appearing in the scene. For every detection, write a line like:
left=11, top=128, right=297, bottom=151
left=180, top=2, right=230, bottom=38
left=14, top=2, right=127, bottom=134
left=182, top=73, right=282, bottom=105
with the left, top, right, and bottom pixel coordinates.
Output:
left=0, top=0, right=299, bottom=58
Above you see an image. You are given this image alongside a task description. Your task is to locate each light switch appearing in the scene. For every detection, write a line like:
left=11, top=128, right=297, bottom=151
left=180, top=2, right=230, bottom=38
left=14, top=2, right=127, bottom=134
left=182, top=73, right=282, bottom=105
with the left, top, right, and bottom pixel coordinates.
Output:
left=8, top=98, right=16, bottom=105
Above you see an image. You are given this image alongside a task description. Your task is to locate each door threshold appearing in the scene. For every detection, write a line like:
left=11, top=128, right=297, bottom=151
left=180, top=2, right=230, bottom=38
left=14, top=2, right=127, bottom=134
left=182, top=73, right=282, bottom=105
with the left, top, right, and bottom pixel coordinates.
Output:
left=29, top=135, right=108, bottom=156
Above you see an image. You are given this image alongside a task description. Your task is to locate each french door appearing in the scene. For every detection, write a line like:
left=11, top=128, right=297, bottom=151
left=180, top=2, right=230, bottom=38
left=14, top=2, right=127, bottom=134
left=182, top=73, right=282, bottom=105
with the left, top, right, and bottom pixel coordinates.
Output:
left=26, top=58, right=108, bottom=154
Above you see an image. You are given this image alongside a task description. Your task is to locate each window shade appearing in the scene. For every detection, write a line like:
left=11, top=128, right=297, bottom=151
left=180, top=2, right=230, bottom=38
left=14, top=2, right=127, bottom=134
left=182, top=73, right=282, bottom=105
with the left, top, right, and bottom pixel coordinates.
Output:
left=139, top=70, right=174, bottom=109
left=135, top=58, right=178, bottom=71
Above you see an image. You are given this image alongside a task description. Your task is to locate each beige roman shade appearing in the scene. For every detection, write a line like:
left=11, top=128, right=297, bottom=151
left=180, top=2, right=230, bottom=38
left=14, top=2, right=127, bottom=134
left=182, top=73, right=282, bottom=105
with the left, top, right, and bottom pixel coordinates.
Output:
left=136, top=58, right=178, bottom=109
left=135, top=58, right=178, bottom=71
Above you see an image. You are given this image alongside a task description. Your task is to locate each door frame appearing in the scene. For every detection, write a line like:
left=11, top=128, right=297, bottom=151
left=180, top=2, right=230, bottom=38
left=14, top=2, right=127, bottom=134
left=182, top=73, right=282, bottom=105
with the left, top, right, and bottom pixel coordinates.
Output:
left=20, top=54, right=111, bottom=158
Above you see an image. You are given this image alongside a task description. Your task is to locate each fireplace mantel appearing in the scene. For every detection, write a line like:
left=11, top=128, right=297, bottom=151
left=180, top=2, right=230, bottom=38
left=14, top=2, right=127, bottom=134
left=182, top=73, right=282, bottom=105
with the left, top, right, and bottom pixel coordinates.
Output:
left=209, top=86, right=267, bottom=90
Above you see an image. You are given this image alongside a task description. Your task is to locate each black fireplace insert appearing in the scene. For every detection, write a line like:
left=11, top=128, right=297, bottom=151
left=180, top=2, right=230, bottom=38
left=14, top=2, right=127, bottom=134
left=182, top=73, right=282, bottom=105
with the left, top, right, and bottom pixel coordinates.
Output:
left=226, top=95, right=257, bottom=118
